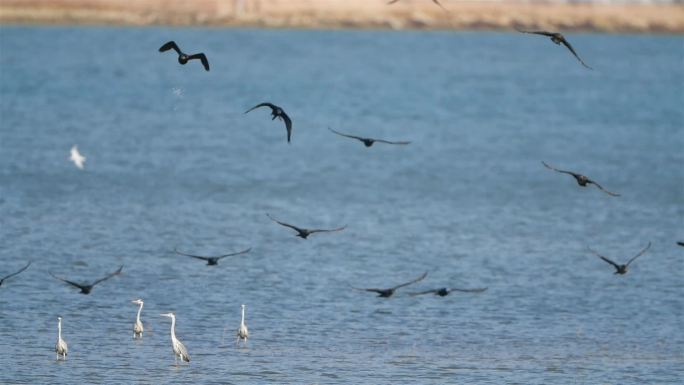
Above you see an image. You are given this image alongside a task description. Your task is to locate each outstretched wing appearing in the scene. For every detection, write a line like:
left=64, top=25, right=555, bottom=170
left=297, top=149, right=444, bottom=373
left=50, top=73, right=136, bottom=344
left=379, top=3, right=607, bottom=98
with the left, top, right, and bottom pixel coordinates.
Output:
left=588, top=248, right=620, bottom=270
left=516, top=28, right=557, bottom=37
left=559, top=38, right=592, bottom=69
left=217, top=247, right=252, bottom=260
left=542, top=161, right=581, bottom=178
left=678, top=241, right=684, bottom=247
left=374, top=138, right=411, bottom=146
left=391, top=271, right=428, bottom=290
left=91, top=265, right=124, bottom=287
left=159, top=41, right=181, bottom=54
left=244, top=102, right=276, bottom=114
left=188, top=53, right=210, bottom=71
left=408, top=289, right=439, bottom=296
left=626, top=242, right=651, bottom=266
left=266, top=213, right=304, bottom=232
left=328, top=127, right=366, bottom=142
left=0, top=261, right=31, bottom=286
left=174, top=248, right=211, bottom=262
left=309, top=225, right=347, bottom=234
left=449, top=287, right=488, bottom=293
left=281, top=112, right=293, bottom=143
left=49, top=271, right=87, bottom=291
left=351, top=286, right=384, bottom=294
left=387, top=0, right=400, bottom=4
left=586, top=179, right=620, bottom=197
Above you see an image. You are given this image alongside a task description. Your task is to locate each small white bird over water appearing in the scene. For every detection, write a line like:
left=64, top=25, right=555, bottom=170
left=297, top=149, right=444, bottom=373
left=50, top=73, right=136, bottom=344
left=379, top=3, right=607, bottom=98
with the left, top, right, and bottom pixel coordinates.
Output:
left=55, top=316, right=68, bottom=360
left=237, top=304, right=249, bottom=348
left=69, top=145, right=86, bottom=170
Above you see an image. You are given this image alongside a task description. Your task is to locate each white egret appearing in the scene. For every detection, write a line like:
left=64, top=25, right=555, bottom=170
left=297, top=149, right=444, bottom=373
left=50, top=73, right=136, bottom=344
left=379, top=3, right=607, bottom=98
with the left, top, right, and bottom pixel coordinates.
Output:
left=131, top=299, right=144, bottom=339
left=160, top=312, right=190, bottom=364
left=55, top=317, right=68, bottom=360
left=236, top=304, right=249, bottom=347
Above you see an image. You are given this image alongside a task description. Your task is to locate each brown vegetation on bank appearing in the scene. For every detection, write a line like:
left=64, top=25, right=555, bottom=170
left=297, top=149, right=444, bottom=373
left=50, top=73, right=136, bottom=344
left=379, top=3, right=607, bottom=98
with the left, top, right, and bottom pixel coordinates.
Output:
left=1, top=0, right=683, bottom=33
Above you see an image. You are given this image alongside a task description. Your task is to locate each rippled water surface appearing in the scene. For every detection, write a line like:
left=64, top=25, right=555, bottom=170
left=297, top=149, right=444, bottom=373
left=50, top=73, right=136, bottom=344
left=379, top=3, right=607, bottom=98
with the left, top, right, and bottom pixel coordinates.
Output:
left=0, top=26, right=683, bottom=384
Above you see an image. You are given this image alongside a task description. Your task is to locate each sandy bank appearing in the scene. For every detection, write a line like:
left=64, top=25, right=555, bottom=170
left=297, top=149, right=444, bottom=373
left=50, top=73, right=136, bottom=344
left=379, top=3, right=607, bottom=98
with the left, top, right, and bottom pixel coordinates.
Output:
left=1, top=0, right=683, bottom=33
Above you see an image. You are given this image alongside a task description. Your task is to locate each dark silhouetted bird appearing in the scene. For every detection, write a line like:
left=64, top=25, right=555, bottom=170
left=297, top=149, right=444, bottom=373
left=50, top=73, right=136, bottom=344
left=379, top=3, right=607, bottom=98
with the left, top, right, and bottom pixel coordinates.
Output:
left=245, top=102, right=293, bottom=143
left=0, top=261, right=31, bottom=287
left=328, top=127, right=410, bottom=147
left=409, top=286, right=487, bottom=297
left=516, top=29, right=592, bottom=69
left=49, top=265, right=123, bottom=294
left=174, top=247, right=251, bottom=266
left=266, top=214, right=346, bottom=239
left=542, top=161, right=619, bottom=196
left=589, top=242, right=651, bottom=275
left=352, top=272, right=428, bottom=298
left=159, top=41, right=209, bottom=71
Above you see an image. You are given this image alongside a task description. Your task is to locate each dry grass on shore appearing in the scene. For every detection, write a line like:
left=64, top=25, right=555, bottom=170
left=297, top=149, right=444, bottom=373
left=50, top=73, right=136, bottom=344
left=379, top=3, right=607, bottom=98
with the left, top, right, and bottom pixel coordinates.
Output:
left=1, top=0, right=683, bottom=33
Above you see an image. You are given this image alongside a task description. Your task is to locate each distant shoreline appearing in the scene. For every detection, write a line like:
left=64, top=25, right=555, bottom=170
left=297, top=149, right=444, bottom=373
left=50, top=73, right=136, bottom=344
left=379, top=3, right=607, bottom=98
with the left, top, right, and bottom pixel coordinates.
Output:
left=1, top=1, right=683, bottom=34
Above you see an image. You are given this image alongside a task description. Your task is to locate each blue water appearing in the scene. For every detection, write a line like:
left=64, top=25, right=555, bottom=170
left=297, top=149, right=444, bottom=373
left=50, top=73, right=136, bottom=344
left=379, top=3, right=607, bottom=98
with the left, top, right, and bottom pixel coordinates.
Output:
left=0, top=26, right=683, bottom=384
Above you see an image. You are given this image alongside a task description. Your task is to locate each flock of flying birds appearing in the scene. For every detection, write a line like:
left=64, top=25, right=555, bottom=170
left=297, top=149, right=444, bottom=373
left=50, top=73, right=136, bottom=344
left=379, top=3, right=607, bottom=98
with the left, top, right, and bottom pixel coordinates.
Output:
left=1, top=1, right=682, bottom=366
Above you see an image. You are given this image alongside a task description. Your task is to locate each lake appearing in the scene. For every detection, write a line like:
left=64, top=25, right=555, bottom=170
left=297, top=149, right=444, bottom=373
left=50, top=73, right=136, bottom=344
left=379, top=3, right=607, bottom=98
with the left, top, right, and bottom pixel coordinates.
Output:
left=0, top=26, right=682, bottom=384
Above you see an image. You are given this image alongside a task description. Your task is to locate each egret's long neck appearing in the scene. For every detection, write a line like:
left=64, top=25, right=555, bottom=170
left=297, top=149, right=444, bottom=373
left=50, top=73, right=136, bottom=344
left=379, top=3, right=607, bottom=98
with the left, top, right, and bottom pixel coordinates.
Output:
left=170, top=316, right=177, bottom=340
left=136, top=303, right=143, bottom=323
left=241, top=307, right=245, bottom=325
left=58, top=320, right=62, bottom=340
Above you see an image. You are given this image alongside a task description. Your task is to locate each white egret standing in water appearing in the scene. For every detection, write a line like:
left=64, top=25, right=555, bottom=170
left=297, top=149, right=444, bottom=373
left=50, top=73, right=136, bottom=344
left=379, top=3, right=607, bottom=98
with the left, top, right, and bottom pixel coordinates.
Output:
left=131, top=299, right=144, bottom=339
left=55, top=317, right=68, bottom=360
left=160, top=312, right=190, bottom=364
left=237, top=304, right=249, bottom=347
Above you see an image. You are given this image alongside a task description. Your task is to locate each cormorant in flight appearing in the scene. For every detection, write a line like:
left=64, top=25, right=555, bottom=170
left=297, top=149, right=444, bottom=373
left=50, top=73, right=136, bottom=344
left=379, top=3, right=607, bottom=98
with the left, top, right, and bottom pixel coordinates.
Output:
left=174, top=247, right=251, bottom=266
left=266, top=213, right=346, bottom=239
left=159, top=41, right=210, bottom=71
left=516, top=29, right=592, bottom=69
left=352, top=272, right=428, bottom=298
left=245, top=102, right=293, bottom=143
left=49, top=265, right=123, bottom=294
left=589, top=242, right=651, bottom=275
left=542, top=161, right=619, bottom=196
left=328, top=127, right=410, bottom=147
left=409, top=286, right=487, bottom=297
left=0, top=261, right=31, bottom=287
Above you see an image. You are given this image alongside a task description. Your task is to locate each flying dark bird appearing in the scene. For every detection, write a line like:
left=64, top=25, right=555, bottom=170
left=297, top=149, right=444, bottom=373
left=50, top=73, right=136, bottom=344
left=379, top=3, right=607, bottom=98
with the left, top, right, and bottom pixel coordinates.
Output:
left=49, top=265, right=123, bottom=294
left=677, top=242, right=684, bottom=247
left=352, top=272, right=428, bottom=298
left=387, top=0, right=446, bottom=12
left=589, top=242, right=651, bottom=275
left=516, top=29, right=592, bottom=69
left=542, top=161, right=619, bottom=197
left=159, top=41, right=209, bottom=71
left=266, top=213, right=346, bottom=239
left=174, top=247, right=251, bottom=266
left=409, top=286, right=488, bottom=297
left=245, top=102, right=292, bottom=143
left=328, top=127, right=411, bottom=148
left=0, top=261, right=31, bottom=287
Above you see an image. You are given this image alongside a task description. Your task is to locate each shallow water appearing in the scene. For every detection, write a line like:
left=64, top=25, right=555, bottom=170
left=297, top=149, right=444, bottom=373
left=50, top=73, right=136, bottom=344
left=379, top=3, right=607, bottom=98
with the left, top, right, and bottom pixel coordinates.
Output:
left=0, top=26, right=683, bottom=384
